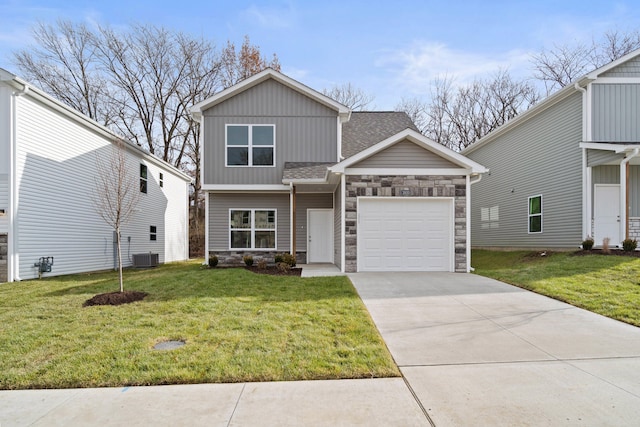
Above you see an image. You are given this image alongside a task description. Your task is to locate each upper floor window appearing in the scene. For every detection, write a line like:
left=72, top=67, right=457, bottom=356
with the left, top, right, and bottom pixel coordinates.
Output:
left=140, top=164, right=148, bottom=193
left=528, top=195, right=542, bottom=233
left=226, top=124, right=275, bottom=167
left=159, top=172, right=164, bottom=188
left=150, top=225, right=157, bottom=241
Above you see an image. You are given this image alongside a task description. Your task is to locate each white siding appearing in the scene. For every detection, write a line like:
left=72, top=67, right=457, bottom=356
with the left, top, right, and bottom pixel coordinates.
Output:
left=13, top=90, right=188, bottom=280
left=0, top=174, right=7, bottom=233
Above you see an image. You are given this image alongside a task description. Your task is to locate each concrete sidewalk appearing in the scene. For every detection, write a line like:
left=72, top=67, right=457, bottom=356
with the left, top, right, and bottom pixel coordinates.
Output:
left=349, top=272, right=640, bottom=427
left=0, top=378, right=427, bottom=426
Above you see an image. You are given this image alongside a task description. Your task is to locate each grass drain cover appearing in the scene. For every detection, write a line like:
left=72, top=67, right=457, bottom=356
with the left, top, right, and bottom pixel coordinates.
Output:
left=153, top=340, right=185, bottom=350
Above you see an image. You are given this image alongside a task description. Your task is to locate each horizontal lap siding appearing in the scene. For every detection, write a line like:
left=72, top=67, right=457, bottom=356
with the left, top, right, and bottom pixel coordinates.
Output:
left=208, top=193, right=290, bottom=251
left=467, top=92, right=583, bottom=248
left=15, top=95, right=183, bottom=280
left=0, top=174, right=7, bottom=233
left=592, top=84, right=640, bottom=142
left=602, top=57, right=640, bottom=77
left=334, top=184, right=342, bottom=270
left=203, top=79, right=338, bottom=185
left=353, top=140, right=458, bottom=168
left=295, top=193, right=333, bottom=251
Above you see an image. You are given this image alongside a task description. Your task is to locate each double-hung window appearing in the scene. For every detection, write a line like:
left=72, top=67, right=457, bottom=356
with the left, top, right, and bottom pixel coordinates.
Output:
left=226, top=125, right=275, bottom=167
left=229, top=209, right=276, bottom=249
left=140, top=164, right=148, bottom=193
left=528, top=195, right=542, bottom=233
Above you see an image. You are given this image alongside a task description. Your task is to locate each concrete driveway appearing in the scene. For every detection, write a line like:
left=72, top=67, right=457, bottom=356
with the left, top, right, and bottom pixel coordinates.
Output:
left=349, top=272, right=640, bottom=427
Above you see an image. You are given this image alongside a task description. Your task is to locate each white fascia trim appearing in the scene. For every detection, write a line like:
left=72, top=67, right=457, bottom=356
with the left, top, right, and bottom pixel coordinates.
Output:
left=579, top=142, right=636, bottom=152
left=344, top=168, right=471, bottom=176
left=331, top=128, right=488, bottom=174
left=282, top=178, right=328, bottom=185
left=466, top=174, right=471, bottom=273
left=190, top=68, right=350, bottom=120
left=202, top=184, right=291, bottom=192
left=592, top=77, right=640, bottom=84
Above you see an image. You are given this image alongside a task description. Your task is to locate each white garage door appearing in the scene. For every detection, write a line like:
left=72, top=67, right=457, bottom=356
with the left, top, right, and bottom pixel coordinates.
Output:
left=358, top=198, right=453, bottom=272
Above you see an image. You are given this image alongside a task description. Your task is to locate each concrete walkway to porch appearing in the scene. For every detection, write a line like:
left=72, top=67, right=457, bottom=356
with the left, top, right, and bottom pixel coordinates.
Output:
left=300, top=263, right=345, bottom=277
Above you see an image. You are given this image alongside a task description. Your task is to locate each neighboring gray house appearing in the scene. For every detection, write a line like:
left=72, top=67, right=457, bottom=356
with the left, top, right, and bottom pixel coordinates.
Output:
left=0, top=69, right=191, bottom=283
left=191, top=69, right=487, bottom=273
left=463, top=49, right=640, bottom=249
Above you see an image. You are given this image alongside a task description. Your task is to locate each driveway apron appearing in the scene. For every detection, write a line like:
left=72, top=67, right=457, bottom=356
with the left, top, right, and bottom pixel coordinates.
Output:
left=349, top=272, right=640, bottom=427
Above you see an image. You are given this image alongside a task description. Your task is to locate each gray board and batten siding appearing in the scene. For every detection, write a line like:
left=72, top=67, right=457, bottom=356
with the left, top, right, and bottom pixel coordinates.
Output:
left=592, top=84, right=640, bottom=142
left=208, top=193, right=290, bottom=251
left=466, top=92, right=584, bottom=248
left=352, top=140, right=459, bottom=169
left=202, top=79, right=339, bottom=185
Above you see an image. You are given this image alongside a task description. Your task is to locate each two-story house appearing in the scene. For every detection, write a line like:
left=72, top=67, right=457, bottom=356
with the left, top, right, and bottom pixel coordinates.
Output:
left=463, top=48, right=640, bottom=249
left=191, top=69, right=487, bottom=273
left=0, top=68, right=191, bottom=283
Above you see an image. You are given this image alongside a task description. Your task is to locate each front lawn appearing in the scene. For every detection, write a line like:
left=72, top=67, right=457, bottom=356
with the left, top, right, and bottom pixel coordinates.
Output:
left=0, top=261, right=398, bottom=389
left=472, top=250, right=640, bottom=327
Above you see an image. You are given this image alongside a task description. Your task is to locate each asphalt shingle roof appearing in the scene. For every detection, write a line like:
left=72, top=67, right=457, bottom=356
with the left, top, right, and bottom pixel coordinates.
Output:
left=341, top=111, right=419, bottom=158
left=283, top=162, right=334, bottom=180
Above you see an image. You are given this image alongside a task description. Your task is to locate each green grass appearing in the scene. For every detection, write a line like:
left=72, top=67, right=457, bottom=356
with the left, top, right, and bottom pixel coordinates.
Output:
left=472, top=249, right=640, bottom=327
left=0, top=261, right=398, bottom=389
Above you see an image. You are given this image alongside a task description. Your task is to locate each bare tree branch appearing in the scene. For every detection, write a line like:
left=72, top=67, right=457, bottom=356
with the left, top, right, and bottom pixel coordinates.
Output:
left=322, top=82, right=375, bottom=110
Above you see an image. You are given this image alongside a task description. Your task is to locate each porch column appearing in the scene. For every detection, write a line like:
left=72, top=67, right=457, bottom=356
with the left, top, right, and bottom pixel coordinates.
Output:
left=290, top=184, right=296, bottom=257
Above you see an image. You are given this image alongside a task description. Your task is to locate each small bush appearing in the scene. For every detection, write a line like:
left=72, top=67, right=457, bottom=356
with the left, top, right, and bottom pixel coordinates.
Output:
left=208, top=255, right=218, bottom=268
left=276, top=262, right=291, bottom=273
left=622, top=238, right=637, bottom=252
left=256, top=259, right=268, bottom=269
left=274, top=254, right=283, bottom=264
left=602, top=237, right=611, bottom=254
left=582, top=236, right=594, bottom=250
left=243, top=255, right=254, bottom=267
left=280, top=253, right=296, bottom=267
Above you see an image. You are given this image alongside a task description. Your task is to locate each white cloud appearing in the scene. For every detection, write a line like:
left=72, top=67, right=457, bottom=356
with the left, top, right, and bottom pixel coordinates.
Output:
left=243, top=3, right=296, bottom=29
left=377, top=41, right=533, bottom=96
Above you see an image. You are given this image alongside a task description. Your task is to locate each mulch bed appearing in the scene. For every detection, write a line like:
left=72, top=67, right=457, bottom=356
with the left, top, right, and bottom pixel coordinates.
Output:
left=573, top=249, right=640, bottom=257
left=83, top=290, right=148, bottom=307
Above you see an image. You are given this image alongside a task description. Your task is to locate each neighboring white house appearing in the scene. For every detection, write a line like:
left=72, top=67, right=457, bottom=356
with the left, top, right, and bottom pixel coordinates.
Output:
left=0, top=68, right=191, bottom=283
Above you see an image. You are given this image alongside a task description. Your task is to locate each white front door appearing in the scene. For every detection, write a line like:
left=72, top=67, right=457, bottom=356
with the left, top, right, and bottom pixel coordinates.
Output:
left=308, top=209, right=333, bottom=263
left=594, top=184, right=620, bottom=245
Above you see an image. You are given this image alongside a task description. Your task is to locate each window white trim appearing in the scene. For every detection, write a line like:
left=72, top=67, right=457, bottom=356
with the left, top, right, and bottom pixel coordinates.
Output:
left=225, top=124, right=276, bottom=168
left=228, top=208, right=277, bottom=250
left=528, top=194, right=543, bottom=234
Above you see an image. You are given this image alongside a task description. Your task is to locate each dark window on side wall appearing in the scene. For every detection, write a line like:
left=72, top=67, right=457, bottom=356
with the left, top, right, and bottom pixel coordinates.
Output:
left=528, top=195, right=542, bottom=233
left=150, top=226, right=157, bottom=241
left=159, top=172, right=163, bottom=188
left=140, top=164, right=148, bottom=193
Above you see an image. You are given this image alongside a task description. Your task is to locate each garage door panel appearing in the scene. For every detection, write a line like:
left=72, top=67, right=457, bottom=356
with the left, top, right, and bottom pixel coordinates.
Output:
left=358, top=198, right=453, bottom=272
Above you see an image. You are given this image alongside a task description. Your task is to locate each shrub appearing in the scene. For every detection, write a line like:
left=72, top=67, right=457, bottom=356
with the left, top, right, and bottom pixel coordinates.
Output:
left=274, top=254, right=283, bottom=264
left=280, top=253, right=296, bottom=267
left=582, top=236, right=594, bottom=250
left=622, top=238, right=638, bottom=252
left=243, top=255, right=254, bottom=267
left=602, top=237, right=611, bottom=254
left=256, top=258, right=268, bottom=269
left=208, top=255, right=218, bottom=268
left=276, top=262, right=291, bottom=273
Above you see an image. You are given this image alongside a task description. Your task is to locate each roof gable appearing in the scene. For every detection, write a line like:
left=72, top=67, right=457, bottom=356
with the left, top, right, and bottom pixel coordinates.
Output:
left=331, top=129, right=488, bottom=174
left=190, top=68, right=350, bottom=121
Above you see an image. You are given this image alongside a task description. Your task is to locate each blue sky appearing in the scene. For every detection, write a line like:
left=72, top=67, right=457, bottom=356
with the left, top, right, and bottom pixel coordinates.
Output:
left=1, top=0, right=640, bottom=109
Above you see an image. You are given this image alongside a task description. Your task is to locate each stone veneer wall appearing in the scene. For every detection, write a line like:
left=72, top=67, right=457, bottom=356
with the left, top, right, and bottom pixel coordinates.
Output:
left=209, top=250, right=307, bottom=266
left=629, top=218, right=640, bottom=241
left=344, top=175, right=467, bottom=273
left=0, top=234, right=7, bottom=283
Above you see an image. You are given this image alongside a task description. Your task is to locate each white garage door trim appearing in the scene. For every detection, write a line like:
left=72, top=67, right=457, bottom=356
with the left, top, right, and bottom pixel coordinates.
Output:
left=357, top=197, right=454, bottom=272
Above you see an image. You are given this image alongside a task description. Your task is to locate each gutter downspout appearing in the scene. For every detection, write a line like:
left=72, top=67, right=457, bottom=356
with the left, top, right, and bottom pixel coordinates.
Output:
left=621, top=148, right=639, bottom=243
left=575, top=83, right=590, bottom=240
left=467, top=172, right=484, bottom=272
left=9, top=82, right=29, bottom=281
